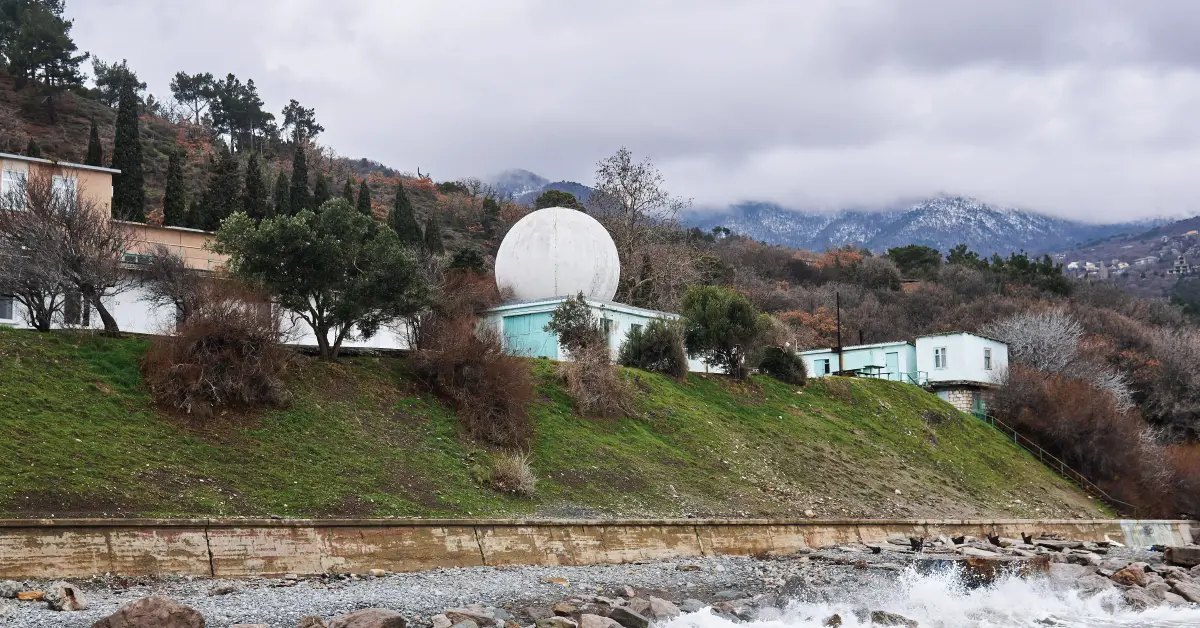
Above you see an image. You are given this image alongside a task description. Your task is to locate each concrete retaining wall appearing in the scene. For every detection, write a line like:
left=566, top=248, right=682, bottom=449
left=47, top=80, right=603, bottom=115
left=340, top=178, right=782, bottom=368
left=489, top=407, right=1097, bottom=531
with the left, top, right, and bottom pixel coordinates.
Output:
left=0, top=518, right=1193, bottom=579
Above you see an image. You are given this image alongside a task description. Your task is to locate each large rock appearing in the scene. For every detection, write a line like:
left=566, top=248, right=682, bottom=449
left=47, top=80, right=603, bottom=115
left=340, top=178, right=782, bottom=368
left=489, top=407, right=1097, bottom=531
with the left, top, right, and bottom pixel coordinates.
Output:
left=679, top=600, right=705, bottom=613
left=1122, top=587, right=1157, bottom=611
left=647, top=598, right=681, bottom=620
left=1172, top=581, right=1200, bottom=604
left=0, top=581, right=21, bottom=599
left=1034, top=540, right=1084, bottom=551
left=298, top=617, right=328, bottom=628
left=608, top=607, right=649, bottom=628
left=579, top=615, right=622, bottom=628
left=444, top=609, right=498, bottom=627
left=45, top=581, right=87, bottom=611
left=535, top=618, right=577, bottom=628
left=1111, top=565, right=1149, bottom=587
left=1166, top=546, right=1200, bottom=568
left=328, top=609, right=406, bottom=628
left=869, top=611, right=918, bottom=627
left=90, top=596, right=205, bottom=628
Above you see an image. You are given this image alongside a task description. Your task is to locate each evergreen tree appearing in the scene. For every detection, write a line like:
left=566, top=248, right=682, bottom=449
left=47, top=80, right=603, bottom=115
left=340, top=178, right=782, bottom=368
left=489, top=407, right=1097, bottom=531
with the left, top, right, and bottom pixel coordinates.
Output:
left=241, top=153, right=268, bottom=220
left=481, top=195, right=500, bottom=241
left=342, top=176, right=354, bottom=201
left=272, top=172, right=289, bottom=218
left=111, top=78, right=145, bottom=220
left=388, top=181, right=422, bottom=246
left=25, top=139, right=41, bottom=158
left=313, top=172, right=330, bottom=208
left=186, top=199, right=201, bottom=230
left=423, top=216, right=444, bottom=255
left=356, top=180, right=372, bottom=217
left=162, top=149, right=187, bottom=227
left=288, top=130, right=310, bottom=214
left=85, top=118, right=103, bottom=166
left=197, top=145, right=241, bottom=231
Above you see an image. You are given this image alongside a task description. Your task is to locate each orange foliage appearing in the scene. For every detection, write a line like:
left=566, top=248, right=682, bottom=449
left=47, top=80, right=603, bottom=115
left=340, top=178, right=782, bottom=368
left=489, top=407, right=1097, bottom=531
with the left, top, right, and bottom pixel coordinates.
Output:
left=813, top=248, right=862, bottom=269
left=779, top=307, right=839, bottom=349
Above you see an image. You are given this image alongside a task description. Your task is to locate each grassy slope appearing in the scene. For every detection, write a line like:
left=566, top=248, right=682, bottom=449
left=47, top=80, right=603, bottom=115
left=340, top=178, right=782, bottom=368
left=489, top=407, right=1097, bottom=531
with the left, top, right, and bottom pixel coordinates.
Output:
left=0, top=327, right=1106, bottom=519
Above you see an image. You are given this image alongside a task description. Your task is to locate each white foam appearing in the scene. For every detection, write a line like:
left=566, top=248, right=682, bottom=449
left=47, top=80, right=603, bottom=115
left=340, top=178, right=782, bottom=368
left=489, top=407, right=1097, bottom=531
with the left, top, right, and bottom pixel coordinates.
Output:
left=660, top=566, right=1200, bottom=628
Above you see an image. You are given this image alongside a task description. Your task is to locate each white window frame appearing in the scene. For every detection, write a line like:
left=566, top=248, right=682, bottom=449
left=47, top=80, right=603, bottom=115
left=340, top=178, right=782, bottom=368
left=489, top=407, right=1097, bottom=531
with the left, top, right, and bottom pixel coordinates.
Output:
left=983, top=347, right=993, bottom=370
left=2, top=168, right=28, bottom=210
left=0, top=294, right=14, bottom=321
left=934, top=347, right=947, bottom=369
left=816, top=358, right=831, bottom=375
left=52, top=174, right=77, bottom=203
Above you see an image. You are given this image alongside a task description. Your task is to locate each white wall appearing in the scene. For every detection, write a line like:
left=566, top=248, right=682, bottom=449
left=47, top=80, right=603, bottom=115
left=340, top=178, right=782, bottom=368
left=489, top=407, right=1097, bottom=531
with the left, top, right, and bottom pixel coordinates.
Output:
left=916, top=333, right=1007, bottom=385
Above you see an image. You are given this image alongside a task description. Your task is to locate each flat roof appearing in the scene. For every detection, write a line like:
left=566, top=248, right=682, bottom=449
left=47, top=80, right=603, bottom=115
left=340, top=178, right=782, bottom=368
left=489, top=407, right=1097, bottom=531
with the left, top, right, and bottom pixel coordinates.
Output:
left=917, top=330, right=1007, bottom=345
left=114, top=219, right=214, bottom=235
left=0, top=151, right=121, bottom=175
left=800, top=340, right=913, bottom=355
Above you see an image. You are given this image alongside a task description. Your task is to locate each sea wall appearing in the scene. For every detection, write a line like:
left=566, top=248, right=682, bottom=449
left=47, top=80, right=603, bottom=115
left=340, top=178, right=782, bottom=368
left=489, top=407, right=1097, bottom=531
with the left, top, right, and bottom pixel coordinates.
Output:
left=0, top=518, right=1192, bottom=579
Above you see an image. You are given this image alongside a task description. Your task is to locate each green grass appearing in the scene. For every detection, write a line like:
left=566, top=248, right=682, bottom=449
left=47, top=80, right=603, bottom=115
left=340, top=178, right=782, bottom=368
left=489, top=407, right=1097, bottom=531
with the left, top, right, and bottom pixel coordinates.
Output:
left=0, top=327, right=1106, bottom=519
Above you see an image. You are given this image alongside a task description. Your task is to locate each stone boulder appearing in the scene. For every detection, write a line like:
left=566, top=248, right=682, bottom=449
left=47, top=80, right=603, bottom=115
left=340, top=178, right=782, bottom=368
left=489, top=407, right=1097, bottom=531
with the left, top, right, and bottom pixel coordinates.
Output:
left=90, top=596, right=205, bottom=628
left=1166, top=546, right=1200, bottom=569
left=647, top=598, right=681, bottom=620
left=1111, top=565, right=1149, bottom=587
left=0, top=581, right=21, bottom=599
left=1172, top=581, right=1200, bottom=604
left=445, top=609, right=498, bottom=627
left=328, top=609, right=406, bottom=628
left=534, top=618, right=577, bottom=628
left=1122, top=587, right=1157, bottom=611
left=579, top=615, right=622, bottom=628
left=45, top=581, right=87, bottom=611
left=869, top=611, right=918, bottom=627
left=298, top=617, right=328, bottom=628
left=608, top=607, right=649, bottom=628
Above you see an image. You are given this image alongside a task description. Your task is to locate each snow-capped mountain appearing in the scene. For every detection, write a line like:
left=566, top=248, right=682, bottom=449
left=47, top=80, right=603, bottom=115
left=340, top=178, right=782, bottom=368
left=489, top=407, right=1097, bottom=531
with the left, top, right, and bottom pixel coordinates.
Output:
left=488, top=169, right=550, bottom=199
left=686, top=196, right=1158, bottom=256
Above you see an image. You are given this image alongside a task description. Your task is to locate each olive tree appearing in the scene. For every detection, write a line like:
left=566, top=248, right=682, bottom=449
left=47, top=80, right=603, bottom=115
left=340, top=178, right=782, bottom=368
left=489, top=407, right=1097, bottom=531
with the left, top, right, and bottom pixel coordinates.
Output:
left=680, top=285, right=766, bottom=378
left=213, top=198, right=427, bottom=359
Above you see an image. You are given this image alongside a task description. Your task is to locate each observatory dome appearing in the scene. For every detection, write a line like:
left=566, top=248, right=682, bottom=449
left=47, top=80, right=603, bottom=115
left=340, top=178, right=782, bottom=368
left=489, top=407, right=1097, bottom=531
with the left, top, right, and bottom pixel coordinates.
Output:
left=495, top=207, right=620, bottom=302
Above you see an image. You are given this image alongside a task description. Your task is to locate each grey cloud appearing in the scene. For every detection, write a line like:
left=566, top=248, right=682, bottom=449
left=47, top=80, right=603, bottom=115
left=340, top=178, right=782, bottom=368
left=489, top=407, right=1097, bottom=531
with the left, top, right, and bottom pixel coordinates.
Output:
left=65, top=0, right=1200, bottom=220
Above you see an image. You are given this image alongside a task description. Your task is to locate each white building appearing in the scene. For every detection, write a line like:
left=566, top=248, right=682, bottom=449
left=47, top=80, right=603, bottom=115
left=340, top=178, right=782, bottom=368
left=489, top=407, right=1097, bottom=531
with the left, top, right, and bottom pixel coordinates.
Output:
left=915, top=332, right=1008, bottom=414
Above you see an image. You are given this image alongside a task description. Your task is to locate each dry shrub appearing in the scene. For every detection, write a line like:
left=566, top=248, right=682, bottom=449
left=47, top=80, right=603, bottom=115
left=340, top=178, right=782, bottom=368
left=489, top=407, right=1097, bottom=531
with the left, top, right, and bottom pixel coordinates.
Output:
left=987, top=365, right=1171, bottom=514
left=140, top=281, right=293, bottom=418
left=559, top=342, right=634, bottom=418
left=489, top=451, right=537, bottom=496
left=412, top=319, right=534, bottom=448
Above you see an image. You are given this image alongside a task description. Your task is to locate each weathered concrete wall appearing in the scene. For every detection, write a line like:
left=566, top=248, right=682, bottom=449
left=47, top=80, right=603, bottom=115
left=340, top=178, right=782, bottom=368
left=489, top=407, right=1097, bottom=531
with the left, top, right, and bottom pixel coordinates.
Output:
left=0, top=519, right=1192, bottom=579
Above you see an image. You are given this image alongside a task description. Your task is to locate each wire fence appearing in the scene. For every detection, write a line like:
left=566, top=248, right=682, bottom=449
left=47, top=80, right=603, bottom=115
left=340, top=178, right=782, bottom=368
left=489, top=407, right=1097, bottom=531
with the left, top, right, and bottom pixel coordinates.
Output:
left=976, top=413, right=1139, bottom=517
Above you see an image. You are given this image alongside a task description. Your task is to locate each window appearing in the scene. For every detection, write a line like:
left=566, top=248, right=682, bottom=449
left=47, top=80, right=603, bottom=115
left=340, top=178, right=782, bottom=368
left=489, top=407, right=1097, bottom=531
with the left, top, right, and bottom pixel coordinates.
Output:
left=934, top=347, right=947, bottom=369
left=983, top=347, right=993, bottom=370
left=816, top=358, right=831, bottom=375
left=122, top=252, right=153, bottom=265
left=0, top=294, right=13, bottom=321
left=601, top=318, right=612, bottom=336
left=1, top=169, right=27, bottom=209
left=52, top=175, right=76, bottom=203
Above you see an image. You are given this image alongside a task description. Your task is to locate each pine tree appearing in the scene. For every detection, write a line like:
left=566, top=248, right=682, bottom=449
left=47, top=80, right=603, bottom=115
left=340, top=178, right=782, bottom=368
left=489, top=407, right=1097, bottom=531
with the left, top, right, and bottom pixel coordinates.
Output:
left=111, top=78, right=145, bottom=220
left=162, top=149, right=187, bottom=227
left=25, top=139, right=41, bottom=158
left=313, top=172, right=330, bottom=208
left=356, top=180, right=372, bottom=217
left=423, top=216, right=444, bottom=255
left=273, top=172, right=290, bottom=218
left=288, top=130, right=310, bottom=214
left=242, top=153, right=268, bottom=220
left=389, top=181, right=422, bottom=246
left=85, top=118, right=103, bottom=166
left=342, top=176, right=354, bottom=201
left=197, top=145, right=241, bottom=231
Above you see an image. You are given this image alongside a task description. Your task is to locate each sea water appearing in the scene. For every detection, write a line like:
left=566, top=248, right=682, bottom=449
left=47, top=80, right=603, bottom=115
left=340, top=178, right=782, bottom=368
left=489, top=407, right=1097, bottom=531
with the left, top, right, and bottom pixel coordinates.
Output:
left=661, top=566, right=1200, bottom=628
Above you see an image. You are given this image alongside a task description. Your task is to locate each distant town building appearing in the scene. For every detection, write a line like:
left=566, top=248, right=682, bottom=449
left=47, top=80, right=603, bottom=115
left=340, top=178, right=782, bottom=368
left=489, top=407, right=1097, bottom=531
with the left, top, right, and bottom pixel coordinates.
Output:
left=1134, top=256, right=1161, bottom=266
left=1167, top=255, right=1194, bottom=276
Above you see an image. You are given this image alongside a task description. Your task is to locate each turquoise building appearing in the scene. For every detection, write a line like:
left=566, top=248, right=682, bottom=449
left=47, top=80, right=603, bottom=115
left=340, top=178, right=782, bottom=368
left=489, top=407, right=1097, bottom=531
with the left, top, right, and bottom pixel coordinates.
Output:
left=479, top=296, right=717, bottom=373
left=800, top=340, right=922, bottom=384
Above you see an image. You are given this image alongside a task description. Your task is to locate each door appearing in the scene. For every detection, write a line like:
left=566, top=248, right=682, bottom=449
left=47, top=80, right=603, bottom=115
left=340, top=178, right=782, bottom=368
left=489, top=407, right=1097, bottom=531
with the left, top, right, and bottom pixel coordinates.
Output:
left=885, top=352, right=899, bottom=381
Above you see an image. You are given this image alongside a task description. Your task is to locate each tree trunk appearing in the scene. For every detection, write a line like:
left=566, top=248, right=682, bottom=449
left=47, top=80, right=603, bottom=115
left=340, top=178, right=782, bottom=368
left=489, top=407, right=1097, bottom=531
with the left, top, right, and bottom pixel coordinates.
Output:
left=86, top=291, right=121, bottom=337
left=314, top=325, right=333, bottom=360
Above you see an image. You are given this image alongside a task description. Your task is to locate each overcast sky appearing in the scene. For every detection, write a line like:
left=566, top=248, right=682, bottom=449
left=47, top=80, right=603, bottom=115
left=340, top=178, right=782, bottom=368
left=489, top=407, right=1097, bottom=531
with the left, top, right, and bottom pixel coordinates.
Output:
left=67, top=1, right=1200, bottom=221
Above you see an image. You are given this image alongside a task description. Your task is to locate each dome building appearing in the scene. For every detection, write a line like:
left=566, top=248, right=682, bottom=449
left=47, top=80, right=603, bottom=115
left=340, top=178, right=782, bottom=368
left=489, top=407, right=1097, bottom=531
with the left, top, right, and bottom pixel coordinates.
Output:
left=479, top=207, right=708, bottom=370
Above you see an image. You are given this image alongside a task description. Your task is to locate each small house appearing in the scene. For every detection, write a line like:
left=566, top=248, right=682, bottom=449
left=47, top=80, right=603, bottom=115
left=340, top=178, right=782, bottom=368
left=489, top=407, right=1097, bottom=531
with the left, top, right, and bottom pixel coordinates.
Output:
left=914, top=332, right=1008, bottom=415
left=801, top=341, right=920, bottom=384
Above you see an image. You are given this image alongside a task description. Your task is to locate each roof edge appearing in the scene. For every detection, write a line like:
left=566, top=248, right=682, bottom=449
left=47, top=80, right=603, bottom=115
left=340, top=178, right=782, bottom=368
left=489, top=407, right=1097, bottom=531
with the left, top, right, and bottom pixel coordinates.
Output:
left=0, top=151, right=121, bottom=175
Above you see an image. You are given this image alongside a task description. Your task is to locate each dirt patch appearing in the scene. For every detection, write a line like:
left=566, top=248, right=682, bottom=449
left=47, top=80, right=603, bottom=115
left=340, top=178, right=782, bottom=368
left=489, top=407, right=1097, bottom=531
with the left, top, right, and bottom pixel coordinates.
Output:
left=2, top=489, right=150, bottom=518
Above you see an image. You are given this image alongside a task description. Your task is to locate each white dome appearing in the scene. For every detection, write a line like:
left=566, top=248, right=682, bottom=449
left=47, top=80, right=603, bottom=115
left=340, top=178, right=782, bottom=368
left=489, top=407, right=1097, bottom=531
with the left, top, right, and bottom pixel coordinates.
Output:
left=495, top=207, right=620, bottom=302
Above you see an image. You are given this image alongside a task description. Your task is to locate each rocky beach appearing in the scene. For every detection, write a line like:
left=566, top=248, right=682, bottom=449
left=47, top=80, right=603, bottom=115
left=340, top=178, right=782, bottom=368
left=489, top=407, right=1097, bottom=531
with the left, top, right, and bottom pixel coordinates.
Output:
left=2, top=535, right=1199, bottom=627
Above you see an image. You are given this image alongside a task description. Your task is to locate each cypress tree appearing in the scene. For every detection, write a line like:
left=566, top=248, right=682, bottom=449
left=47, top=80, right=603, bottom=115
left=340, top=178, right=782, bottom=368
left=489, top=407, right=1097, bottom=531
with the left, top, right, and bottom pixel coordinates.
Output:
left=356, top=180, right=372, bottom=217
left=85, top=118, right=103, bottom=166
left=342, top=176, right=354, bottom=201
left=162, top=149, right=187, bottom=227
left=481, top=196, right=500, bottom=241
left=197, top=145, right=241, bottom=231
left=388, top=181, right=422, bottom=246
left=186, top=199, right=201, bottom=230
left=313, top=172, right=330, bottom=208
left=111, top=79, right=145, bottom=220
left=423, top=216, right=444, bottom=255
left=25, top=139, right=41, bottom=158
left=242, top=153, right=268, bottom=220
left=288, top=130, right=310, bottom=214
left=273, top=172, right=290, bottom=218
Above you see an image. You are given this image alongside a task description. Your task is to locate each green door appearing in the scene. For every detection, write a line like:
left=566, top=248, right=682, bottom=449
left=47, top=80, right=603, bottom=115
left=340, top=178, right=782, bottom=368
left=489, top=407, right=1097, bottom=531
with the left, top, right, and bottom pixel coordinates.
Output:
left=503, top=313, right=557, bottom=358
left=885, top=351, right=899, bottom=381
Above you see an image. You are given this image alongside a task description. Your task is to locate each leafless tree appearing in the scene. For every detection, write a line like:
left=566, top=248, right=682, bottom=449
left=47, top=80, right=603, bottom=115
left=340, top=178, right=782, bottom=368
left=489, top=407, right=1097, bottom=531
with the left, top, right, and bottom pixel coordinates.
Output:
left=0, top=177, right=68, bottom=331
left=137, top=244, right=207, bottom=326
left=0, top=171, right=133, bottom=336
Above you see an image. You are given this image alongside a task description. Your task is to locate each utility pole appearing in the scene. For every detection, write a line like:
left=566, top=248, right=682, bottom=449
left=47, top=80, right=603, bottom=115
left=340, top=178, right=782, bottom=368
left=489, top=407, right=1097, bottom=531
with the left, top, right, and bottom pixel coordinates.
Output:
left=835, top=291, right=842, bottom=373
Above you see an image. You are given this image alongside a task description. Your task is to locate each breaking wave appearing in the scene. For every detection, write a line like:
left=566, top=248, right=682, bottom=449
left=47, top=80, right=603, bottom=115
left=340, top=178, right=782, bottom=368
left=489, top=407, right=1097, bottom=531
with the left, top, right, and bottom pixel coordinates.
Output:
left=662, top=565, right=1200, bottom=628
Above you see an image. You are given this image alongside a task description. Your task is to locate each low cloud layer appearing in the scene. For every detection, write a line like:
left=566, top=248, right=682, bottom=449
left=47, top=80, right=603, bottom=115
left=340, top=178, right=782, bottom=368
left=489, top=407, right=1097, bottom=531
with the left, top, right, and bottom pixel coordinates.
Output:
left=69, top=1, right=1200, bottom=220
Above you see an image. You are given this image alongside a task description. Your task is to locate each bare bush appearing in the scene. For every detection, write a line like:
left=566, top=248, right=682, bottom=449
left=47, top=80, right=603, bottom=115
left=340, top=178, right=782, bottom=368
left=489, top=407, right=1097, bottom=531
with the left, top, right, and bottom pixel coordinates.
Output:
left=140, top=280, right=293, bottom=418
left=137, top=244, right=207, bottom=324
left=489, top=451, right=537, bottom=496
left=559, top=342, right=634, bottom=418
left=412, top=320, right=534, bottom=448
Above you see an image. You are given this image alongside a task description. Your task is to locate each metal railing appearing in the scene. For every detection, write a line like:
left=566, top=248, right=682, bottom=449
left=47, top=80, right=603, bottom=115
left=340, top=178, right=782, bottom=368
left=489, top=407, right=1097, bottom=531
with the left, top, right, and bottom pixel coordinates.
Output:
left=976, top=413, right=1139, bottom=517
left=856, top=370, right=929, bottom=386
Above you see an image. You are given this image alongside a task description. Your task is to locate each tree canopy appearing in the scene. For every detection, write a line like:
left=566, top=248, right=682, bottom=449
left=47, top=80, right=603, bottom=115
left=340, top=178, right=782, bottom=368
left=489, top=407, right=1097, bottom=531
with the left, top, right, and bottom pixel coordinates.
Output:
left=886, top=244, right=942, bottom=280
left=212, top=198, right=427, bottom=359
left=681, top=285, right=765, bottom=378
left=534, top=189, right=584, bottom=210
